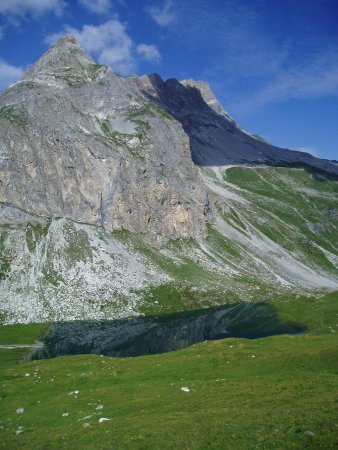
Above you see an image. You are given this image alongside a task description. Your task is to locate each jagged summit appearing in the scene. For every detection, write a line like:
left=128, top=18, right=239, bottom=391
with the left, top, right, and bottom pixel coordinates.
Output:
left=23, top=35, right=96, bottom=83
left=56, top=35, right=77, bottom=45
left=180, top=79, right=233, bottom=120
left=0, top=36, right=210, bottom=247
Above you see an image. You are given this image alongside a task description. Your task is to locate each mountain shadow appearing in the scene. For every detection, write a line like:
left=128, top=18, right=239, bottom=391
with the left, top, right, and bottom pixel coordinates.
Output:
left=141, top=75, right=338, bottom=180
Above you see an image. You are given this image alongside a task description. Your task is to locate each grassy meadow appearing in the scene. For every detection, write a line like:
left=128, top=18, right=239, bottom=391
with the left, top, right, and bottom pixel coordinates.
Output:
left=0, top=291, right=337, bottom=449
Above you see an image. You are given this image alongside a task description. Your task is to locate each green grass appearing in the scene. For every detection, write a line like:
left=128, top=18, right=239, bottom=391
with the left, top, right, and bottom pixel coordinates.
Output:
left=51, top=74, right=87, bottom=88
left=0, top=323, right=49, bottom=345
left=0, top=348, right=29, bottom=370
left=0, top=292, right=337, bottom=449
left=25, top=223, right=50, bottom=253
left=63, top=221, right=93, bottom=265
left=96, top=119, right=145, bottom=160
left=223, top=167, right=338, bottom=274
left=127, top=100, right=174, bottom=122
left=0, top=105, right=27, bottom=127
left=139, top=283, right=222, bottom=315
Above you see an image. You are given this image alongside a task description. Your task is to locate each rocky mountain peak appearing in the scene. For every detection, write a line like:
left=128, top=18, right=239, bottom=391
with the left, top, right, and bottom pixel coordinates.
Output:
left=55, top=35, right=78, bottom=46
left=180, top=79, right=233, bottom=119
left=0, top=37, right=210, bottom=247
left=23, top=35, right=96, bottom=83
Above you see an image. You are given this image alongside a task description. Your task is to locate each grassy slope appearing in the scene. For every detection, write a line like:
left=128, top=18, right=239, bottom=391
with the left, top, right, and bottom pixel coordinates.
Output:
left=1, top=167, right=337, bottom=323
left=0, top=291, right=337, bottom=449
left=224, top=167, right=338, bottom=273
left=0, top=324, right=48, bottom=370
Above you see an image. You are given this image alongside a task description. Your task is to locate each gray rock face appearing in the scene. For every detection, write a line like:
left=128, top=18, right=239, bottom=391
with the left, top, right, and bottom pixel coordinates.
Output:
left=0, top=37, right=210, bottom=246
left=139, top=75, right=338, bottom=175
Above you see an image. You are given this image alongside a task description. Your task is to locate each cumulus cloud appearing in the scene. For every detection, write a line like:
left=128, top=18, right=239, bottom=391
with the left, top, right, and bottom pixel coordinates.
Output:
left=0, top=0, right=65, bottom=17
left=46, top=19, right=161, bottom=75
left=79, top=0, right=112, bottom=14
left=46, top=20, right=134, bottom=74
left=0, top=60, right=24, bottom=91
left=136, top=44, right=161, bottom=62
left=146, top=0, right=176, bottom=26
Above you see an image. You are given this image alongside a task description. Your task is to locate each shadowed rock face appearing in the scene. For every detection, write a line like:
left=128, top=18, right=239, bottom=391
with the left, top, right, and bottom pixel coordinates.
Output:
left=139, top=75, right=338, bottom=176
left=34, top=303, right=306, bottom=359
left=0, top=37, right=210, bottom=246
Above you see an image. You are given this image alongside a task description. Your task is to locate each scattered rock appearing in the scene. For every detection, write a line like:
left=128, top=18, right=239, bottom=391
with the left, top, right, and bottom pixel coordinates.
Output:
left=180, top=387, right=190, bottom=392
left=16, top=408, right=24, bottom=414
left=98, top=418, right=111, bottom=423
left=62, top=413, right=69, bottom=417
left=68, top=390, right=79, bottom=396
left=83, top=423, right=90, bottom=428
left=16, top=426, right=24, bottom=435
left=96, top=404, right=104, bottom=410
left=304, top=430, right=315, bottom=437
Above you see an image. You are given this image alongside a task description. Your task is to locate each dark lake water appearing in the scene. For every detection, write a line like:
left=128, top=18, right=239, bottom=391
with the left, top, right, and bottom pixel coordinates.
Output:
left=34, top=302, right=306, bottom=359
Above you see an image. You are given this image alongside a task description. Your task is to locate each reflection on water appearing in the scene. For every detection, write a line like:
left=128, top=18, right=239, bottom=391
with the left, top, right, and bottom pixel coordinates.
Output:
left=35, top=302, right=306, bottom=359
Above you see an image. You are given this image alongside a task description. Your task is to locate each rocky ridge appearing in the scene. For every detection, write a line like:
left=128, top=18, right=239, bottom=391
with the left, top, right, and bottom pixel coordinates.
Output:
left=0, top=36, right=337, bottom=323
left=0, top=36, right=210, bottom=247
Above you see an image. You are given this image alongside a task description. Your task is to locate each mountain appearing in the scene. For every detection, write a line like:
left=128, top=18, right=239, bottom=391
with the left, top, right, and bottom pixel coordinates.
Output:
left=0, top=36, right=337, bottom=323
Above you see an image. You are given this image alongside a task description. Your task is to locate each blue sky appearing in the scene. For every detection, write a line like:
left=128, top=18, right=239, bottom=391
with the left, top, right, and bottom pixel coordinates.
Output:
left=0, top=0, right=337, bottom=160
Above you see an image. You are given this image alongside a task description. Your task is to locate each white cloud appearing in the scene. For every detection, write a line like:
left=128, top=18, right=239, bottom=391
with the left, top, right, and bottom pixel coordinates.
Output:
left=177, top=1, right=338, bottom=116
left=46, top=19, right=161, bottom=75
left=232, top=55, right=338, bottom=115
left=136, top=44, right=161, bottom=63
left=46, top=20, right=134, bottom=74
left=79, top=0, right=112, bottom=14
left=146, top=0, right=176, bottom=26
left=0, top=60, right=24, bottom=91
left=0, top=0, right=65, bottom=17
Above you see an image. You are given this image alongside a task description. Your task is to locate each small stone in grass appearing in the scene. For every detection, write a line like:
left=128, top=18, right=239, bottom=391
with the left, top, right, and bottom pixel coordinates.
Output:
left=83, top=423, right=90, bottom=428
left=304, top=430, right=315, bottom=437
left=96, top=404, right=104, bottom=410
left=16, top=408, right=24, bottom=414
left=99, top=418, right=110, bottom=423
left=62, top=413, right=69, bottom=417
left=180, top=387, right=190, bottom=392
left=16, top=426, right=24, bottom=435
left=24, top=373, right=30, bottom=377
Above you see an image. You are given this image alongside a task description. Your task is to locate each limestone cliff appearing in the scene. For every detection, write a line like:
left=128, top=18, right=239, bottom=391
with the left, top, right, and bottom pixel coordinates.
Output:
left=0, top=36, right=210, bottom=246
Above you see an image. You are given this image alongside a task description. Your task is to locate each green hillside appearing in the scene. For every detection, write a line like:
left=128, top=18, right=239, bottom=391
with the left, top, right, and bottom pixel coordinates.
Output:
left=1, top=166, right=337, bottom=323
left=0, top=291, right=337, bottom=449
